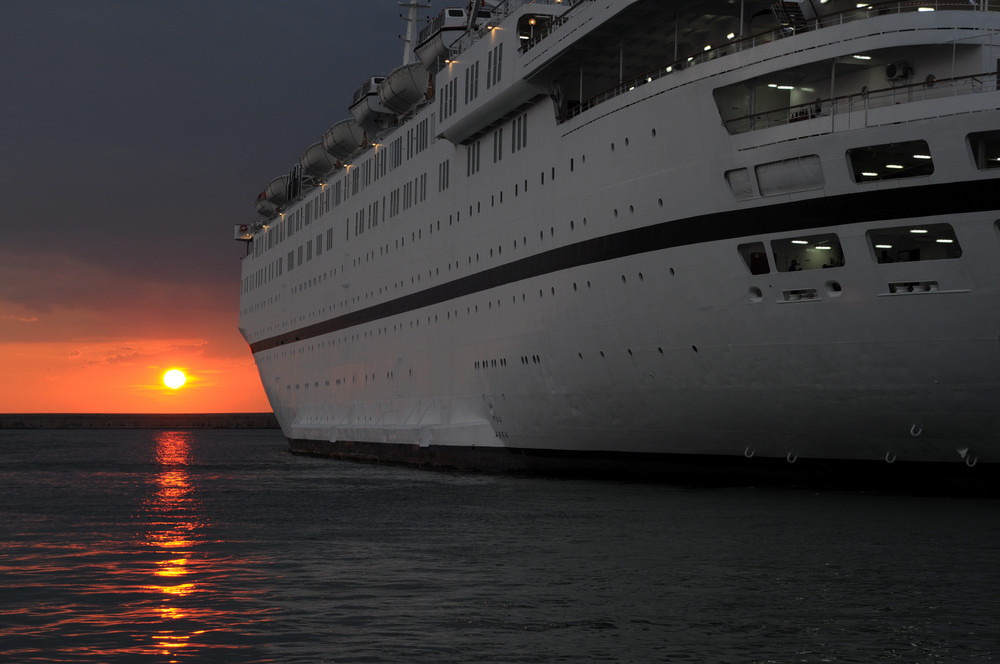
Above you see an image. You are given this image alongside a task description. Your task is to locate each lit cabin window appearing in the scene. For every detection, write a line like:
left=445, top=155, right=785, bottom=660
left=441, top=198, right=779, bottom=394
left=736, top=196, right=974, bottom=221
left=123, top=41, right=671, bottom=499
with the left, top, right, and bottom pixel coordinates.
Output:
left=847, top=140, right=933, bottom=183
left=738, top=242, right=770, bottom=274
left=771, top=234, right=844, bottom=272
left=867, top=223, right=962, bottom=263
left=968, top=131, right=1000, bottom=170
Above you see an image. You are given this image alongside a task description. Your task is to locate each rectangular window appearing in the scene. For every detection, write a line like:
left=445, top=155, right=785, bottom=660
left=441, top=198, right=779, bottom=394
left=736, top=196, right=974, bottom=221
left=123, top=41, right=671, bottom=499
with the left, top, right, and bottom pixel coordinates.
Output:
left=848, top=140, right=933, bottom=183
left=467, top=141, right=481, bottom=176
left=439, top=159, right=450, bottom=191
left=315, top=234, right=322, bottom=256
left=326, top=228, right=334, bottom=251
left=306, top=239, right=313, bottom=261
left=738, top=242, right=770, bottom=275
left=495, top=43, right=502, bottom=85
left=867, top=223, right=962, bottom=263
left=756, top=155, right=823, bottom=196
left=969, top=131, right=1000, bottom=170
left=771, top=234, right=844, bottom=272
left=725, top=168, right=754, bottom=201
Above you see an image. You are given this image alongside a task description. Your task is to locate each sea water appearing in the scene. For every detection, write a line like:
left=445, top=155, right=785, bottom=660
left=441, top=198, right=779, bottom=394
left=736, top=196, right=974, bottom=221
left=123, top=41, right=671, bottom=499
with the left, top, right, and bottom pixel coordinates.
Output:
left=1, top=429, right=997, bottom=663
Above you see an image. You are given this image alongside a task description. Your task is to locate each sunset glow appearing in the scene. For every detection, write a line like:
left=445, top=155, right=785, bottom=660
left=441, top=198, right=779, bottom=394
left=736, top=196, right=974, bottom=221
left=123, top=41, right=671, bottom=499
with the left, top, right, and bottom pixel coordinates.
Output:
left=0, top=336, right=270, bottom=414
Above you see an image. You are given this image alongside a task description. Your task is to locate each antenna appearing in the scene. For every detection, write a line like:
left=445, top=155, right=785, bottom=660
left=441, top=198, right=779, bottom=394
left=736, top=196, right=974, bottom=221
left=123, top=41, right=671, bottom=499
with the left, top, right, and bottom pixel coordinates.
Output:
left=398, top=1, right=431, bottom=65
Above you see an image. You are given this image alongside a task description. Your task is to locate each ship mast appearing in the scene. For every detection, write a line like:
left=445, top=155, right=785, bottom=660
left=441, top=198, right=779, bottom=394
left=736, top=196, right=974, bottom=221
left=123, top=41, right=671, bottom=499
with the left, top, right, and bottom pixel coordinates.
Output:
left=399, top=0, right=430, bottom=65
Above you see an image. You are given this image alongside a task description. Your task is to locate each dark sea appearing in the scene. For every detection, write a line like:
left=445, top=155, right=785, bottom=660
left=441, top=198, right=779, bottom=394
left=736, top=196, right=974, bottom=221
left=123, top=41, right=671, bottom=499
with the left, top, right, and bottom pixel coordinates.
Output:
left=1, top=429, right=998, bottom=663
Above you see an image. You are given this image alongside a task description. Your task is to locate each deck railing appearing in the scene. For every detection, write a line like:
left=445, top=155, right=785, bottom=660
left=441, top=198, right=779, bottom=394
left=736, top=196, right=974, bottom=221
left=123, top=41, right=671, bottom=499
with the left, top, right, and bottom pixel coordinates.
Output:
left=556, top=0, right=999, bottom=123
left=723, top=72, right=998, bottom=134
left=450, top=0, right=570, bottom=56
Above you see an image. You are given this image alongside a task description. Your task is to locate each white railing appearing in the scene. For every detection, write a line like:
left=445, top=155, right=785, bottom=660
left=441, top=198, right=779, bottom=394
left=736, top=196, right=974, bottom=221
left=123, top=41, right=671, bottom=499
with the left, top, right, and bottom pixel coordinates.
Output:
left=450, top=0, right=572, bottom=56
left=723, top=72, right=998, bottom=134
left=558, top=0, right=999, bottom=122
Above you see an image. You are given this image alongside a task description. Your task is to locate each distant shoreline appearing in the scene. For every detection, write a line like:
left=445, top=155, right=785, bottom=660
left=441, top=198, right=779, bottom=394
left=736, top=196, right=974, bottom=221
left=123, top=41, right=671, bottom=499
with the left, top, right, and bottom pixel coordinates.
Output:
left=0, top=413, right=280, bottom=429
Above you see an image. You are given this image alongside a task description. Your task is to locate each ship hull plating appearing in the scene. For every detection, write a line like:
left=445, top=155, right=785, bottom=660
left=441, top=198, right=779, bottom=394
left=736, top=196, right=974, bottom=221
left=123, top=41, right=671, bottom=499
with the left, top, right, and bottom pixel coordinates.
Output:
left=240, top=2, right=1000, bottom=482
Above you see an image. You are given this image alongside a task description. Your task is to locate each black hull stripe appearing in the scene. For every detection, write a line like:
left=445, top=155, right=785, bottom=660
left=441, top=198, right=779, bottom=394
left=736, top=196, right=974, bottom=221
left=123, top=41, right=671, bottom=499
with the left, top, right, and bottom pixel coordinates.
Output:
left=249, top=179, right=996, bottom=354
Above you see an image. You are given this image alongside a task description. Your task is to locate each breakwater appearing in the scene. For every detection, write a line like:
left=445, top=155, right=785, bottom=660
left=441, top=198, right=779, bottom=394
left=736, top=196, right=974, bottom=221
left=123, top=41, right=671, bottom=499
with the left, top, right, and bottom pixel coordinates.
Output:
left=0, top=413, right=279, bottom=429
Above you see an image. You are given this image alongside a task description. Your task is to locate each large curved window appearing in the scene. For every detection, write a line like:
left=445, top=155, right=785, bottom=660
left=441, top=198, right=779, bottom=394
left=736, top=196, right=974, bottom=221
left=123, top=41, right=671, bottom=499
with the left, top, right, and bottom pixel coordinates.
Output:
left=969, top=131, right=1000, bottom=170
left=848, top=140, right=933, bottom=183
left=867, top=223, right=961, bottom=263
left=771, top=234, right=844, bottom=272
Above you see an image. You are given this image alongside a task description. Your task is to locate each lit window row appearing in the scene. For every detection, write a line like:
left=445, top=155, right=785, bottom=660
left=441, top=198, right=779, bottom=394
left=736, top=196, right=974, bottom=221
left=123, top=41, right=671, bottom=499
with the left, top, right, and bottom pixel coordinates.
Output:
left=739, top=222, right=963, bottom=274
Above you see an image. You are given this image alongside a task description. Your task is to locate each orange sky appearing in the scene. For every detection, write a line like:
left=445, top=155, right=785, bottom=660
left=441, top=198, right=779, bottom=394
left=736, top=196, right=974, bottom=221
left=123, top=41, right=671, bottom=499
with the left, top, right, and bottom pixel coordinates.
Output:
left=1, top=3, right=403, bottom=414
left=0, top=248, right=270, bottom=414
left=1, top=338, right=269, bottom=414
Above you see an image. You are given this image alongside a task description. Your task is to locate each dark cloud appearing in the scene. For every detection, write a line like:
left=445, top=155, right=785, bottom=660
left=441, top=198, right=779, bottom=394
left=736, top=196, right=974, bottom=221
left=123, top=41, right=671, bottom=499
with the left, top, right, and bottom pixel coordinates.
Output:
left=2, top=0, right=407, bottom=327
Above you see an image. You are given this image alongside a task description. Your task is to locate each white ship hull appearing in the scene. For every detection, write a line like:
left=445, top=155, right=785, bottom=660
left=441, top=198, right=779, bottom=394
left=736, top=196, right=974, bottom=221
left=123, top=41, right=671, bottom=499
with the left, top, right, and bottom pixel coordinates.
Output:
left=239, top=0, right=1000, bottom=484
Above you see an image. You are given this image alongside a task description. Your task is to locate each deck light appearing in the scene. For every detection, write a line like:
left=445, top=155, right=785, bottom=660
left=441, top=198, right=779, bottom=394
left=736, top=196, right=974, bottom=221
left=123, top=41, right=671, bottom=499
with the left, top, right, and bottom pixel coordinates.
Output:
left=852, top=54, right=871, bottom=60
left=913, top=154, right=932, bottom=159
left=791, top=240, right=809, bottom=245
left=727, top=32, right=735, bottom=40
left=861, top=172, right=878, bottom=177
left=815, top=245, right=832, bottom=250
left=704, top=45, right=711, bottom=51
left=885, top=164, right=904, bottom=169
left=910, top=229, right=929, bottom=234
left=875, top=244, right=893, bottom=249
left=935, top=238, right=954, bottom=244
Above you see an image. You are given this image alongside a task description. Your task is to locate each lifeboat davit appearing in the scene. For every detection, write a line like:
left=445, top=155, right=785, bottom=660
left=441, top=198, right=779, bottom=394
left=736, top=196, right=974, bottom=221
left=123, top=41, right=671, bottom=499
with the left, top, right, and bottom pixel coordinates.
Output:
left=349, top=76, right=394, bottom=132
left=299, top=142, right=337, bottom=178
left=378, top=63, right=431, bottom=116
left=322, top=118, right=366, bottom=161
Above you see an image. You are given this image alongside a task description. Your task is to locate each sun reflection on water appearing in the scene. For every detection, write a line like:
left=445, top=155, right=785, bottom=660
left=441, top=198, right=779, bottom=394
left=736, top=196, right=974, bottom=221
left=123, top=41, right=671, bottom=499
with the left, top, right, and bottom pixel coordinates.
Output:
left=139, top=431, right=206, bottom=657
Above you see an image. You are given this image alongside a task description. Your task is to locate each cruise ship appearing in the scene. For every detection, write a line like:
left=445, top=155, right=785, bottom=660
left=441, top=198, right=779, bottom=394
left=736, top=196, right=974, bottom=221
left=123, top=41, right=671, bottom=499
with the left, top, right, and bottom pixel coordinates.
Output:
left=238, top=0, right=1000, bottom=482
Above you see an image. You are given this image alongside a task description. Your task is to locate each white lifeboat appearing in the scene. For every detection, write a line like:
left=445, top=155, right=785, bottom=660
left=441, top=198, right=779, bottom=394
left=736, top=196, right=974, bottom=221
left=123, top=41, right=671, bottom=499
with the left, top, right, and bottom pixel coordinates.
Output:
left=415, top=7, right=468, bottom=69
left=255, top=174, right=289, bottom=218
left=349, top=76, right=393, bottom=132
left=378, top=62, right=431, bottom=116
left=322, top=118, right=366, bottom=161
left=299, top=142, right=337, bottom=178
left=255, top=191, right=277, bottom=218
left=265, top=175, right=289, bottom=206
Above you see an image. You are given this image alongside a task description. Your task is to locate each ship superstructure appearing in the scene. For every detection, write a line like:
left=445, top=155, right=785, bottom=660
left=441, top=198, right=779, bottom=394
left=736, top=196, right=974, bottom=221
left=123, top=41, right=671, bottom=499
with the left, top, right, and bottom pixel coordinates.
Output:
left=239, top=0, right=1000, bottom=481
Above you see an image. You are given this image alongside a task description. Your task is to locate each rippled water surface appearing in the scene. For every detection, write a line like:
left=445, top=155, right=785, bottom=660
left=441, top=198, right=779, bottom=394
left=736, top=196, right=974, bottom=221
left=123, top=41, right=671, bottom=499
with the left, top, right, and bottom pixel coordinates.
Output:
left=1, top=429, right=998, bottom=663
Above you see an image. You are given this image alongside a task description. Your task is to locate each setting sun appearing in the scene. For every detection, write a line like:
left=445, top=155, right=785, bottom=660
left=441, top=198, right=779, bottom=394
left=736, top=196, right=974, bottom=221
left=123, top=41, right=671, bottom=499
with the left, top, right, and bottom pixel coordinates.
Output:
left=163, top=369, right=187, bottom=390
